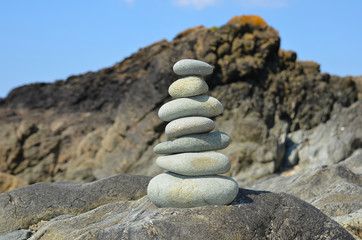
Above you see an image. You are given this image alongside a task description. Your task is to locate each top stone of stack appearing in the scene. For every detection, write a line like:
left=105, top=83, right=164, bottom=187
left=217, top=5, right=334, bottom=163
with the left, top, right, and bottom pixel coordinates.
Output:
left=173, top=59, right=213, bottom=76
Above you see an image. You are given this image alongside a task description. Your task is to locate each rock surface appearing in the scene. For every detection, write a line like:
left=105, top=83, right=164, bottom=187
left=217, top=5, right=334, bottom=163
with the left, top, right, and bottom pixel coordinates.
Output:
left=165, top=116, right=215, bottom=139
left=242, top=148, right=362, bottom=239
left=173, top=59, right=213, bottom=75
left=147, top=172, right=238, bottom=208
left=0, top=174, right=151, bottom=233
left=0, top=230, right=32, bottom=240
left=158, top=95, right=224, bottom=121
left=297, top=100, right=362, bottom=168
left=0, top=174, right=353, bottom=239
left=168, top=76, right=208, bottom=98
left=156, top=151, right=230, bottom=175
left=154, top=131, right=231, bottom=154
left=0, top=172, right=28, bottom=193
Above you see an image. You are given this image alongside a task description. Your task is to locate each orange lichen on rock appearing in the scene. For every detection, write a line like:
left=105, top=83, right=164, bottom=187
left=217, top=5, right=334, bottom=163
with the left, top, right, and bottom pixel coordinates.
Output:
left=228, top=15, right=267, bottom=26
left=175, top=25, right=205, bottom=39
left=281, top=165, right=302, bottom=177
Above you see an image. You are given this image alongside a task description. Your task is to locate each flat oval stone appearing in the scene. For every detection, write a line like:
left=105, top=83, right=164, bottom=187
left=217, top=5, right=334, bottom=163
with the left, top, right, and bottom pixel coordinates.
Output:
left=156, top=152, right=231, bottom=176
left=165, top=116, right=215, bottom=139
left=147, top=172, right=239, bottom=208
left=169, top=76, right=208, bottom=98
left=154, top=131, right=231, bottom=154
left=173, top=59, right=213, bottom=76
left=158, top=95, right=223, bottom=122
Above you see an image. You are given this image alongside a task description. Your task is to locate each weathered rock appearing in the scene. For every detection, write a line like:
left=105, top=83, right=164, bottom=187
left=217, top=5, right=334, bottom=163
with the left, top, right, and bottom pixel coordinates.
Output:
left=173, top=59, right=213, bottom=75
left=353, top=75, right=362, bottom=99
left=0, top=174, right=151, bottom=233
left=218, top=117, right=288, bottom=181
left=333, top=209, right=362, bottom=239
left=168, top=76, right=208, bottom=98
left=156, top=151, right=230, bottom=175
left=165, top=116, right=215, bottom=139
left=154, top=131, right=230, bottom=154
left=0, top=15, right=360, bottom=190
left=243, top=149, right=362, bottom=238
left=158, top=95, right=223, bottom=122
left=0, top=172, right=28, bottom=193
left=0, top=177, right=351, bottom=239
left=340, top=148, right=362, bottom=175
left=147, top=172, right=238, bottom=208
left=297, top=100, right=362, bottom=168
left=283, top=129, right=307, bottom=167
left=244, top=162, right=362, bottom=217
left=0, top=230, right=32, bottom=240
left=0, top=123, right=22, bottom=173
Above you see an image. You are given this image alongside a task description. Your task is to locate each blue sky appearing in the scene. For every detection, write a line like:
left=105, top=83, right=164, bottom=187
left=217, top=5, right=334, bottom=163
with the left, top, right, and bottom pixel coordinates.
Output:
left=1, top=0, right=361, bottom=98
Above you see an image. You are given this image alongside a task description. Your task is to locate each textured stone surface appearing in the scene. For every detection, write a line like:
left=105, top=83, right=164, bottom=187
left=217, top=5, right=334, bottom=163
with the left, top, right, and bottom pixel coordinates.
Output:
left=297, top=100, right=362, bottom=168
left=165, top=116, right=215, bottom=139
left=340, top=148, right=362, bottom=175
left=0, top=174, right=151, bottom=233
left=333, top=209, right=362, bottom=239
left=218, top=116, right=288, bottom=181
left=0, top=172, right=28, bottom=193
left=147, top=172, right=238, bottom=208
left=169, top=76, right=208, bottom=98
left=154, top=131, right=230, bottom=154
left=158, top=95, right=223, bottom=122
left=0, top=175, right=353, bottom=239
left=173, top=59, right=213, bottom=75
left=242, top=149, right=362, bottom=238
left=156, top=151, right=230, bottom=175
left=0, top=230, right=33, bottom=240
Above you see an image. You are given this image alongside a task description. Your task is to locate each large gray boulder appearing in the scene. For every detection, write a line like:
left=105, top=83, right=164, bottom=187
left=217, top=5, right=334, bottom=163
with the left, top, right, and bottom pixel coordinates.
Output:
left=244, top=149, right=362, bottom=238
left=0, top=174, right=353, bottom=239
left=0, top=174, right=151, bottom=233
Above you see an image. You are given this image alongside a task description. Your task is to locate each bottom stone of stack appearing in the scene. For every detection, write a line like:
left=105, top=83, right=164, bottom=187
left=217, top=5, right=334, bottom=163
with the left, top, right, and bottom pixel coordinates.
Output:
left=147, top=172, right=239, bottom=208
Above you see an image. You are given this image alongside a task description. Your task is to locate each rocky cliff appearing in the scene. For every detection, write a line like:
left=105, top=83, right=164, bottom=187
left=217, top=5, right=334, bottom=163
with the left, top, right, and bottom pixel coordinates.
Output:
left=0, top=15, right=359, bottom=188
left=0, top=15, right=361, bottom=238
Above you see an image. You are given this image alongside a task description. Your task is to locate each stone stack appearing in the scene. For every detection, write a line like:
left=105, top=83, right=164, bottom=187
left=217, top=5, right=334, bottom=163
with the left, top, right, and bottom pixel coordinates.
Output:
left=147, top=59, right=239, bottom=208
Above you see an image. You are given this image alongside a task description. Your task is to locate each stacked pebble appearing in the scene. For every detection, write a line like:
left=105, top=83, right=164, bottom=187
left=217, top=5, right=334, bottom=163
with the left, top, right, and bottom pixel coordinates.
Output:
left=147, top=59, right=239, bottom=208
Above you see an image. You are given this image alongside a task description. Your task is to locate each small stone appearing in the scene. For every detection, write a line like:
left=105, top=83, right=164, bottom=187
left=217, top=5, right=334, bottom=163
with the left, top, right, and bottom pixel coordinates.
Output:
left=147, top=172, right=239, bottom=208
left=0, top=230, right=33, bottom=240
left=154, top=131, right=231, bottom=154
left=156, top=152, right=230, bottom=176
left=158, top=95, right=223, bottom=122
left=165, top=116, right=215, bottom=139
left=173, top=59, right=213, bottom=76
left=169, top=76, right=208, bottom=98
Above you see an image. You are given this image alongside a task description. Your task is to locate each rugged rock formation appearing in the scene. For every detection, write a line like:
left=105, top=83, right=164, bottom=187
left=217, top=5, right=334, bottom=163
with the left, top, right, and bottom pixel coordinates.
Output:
left=0, top=14, right=361, bottom=238
left=0, top=15, right=359, bottom=187
left=243, top=149, right=362, bottom=238
left=240, top=100, right=362, bottom=238
left=0, top=174, right=353, bottom=239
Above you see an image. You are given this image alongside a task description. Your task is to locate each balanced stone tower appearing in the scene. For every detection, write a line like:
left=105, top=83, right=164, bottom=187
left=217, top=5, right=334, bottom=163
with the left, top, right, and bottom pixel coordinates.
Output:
left=147, top=59, right=239, bottom=208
